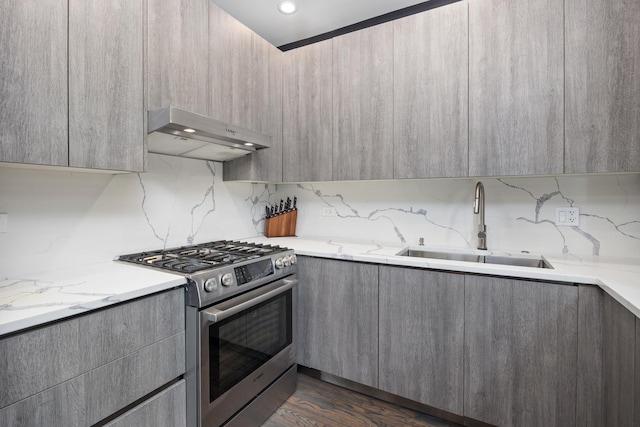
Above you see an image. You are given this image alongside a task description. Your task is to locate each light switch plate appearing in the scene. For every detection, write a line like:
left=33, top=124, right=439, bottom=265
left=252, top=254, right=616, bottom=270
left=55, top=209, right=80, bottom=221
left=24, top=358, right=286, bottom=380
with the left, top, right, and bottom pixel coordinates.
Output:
left=0, top=213, right=7, bottom=233
left=555, top=207, right=579, bottom=226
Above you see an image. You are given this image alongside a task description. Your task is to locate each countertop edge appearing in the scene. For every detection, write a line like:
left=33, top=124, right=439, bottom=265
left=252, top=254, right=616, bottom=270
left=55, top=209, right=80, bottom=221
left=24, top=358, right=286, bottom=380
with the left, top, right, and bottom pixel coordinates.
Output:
left=0, top=263, right=187, bottom=337
left=243, top=236, right=640, bottom=318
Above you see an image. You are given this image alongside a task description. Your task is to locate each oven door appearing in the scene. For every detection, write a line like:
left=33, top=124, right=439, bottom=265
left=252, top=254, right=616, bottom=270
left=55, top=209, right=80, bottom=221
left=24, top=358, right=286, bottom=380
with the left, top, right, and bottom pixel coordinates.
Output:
left=199, top=276, right=297, bottom=427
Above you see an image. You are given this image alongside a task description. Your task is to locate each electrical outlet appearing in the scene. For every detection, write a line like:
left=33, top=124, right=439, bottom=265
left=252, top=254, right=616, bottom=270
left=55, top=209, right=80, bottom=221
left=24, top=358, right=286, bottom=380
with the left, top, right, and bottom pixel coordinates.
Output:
left=0, top=213, right=7, bottom=233
left=322, top=207, right=337, bottom=217
left=555, top=207, right=580, bottom=227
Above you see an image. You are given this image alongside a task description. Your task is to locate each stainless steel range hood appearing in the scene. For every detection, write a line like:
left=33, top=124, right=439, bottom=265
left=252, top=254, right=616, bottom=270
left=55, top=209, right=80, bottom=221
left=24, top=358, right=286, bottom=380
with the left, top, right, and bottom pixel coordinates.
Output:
left=147, top=107, right=271, bottom=162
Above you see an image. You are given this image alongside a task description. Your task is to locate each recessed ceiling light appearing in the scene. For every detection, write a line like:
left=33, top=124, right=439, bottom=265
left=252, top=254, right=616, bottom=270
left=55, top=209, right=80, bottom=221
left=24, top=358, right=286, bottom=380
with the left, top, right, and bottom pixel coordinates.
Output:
left=278, top=0, right=297, bottom=15
left=244, top=142, right=254, bottom=147
left=183, top=128, right=196, bottom=133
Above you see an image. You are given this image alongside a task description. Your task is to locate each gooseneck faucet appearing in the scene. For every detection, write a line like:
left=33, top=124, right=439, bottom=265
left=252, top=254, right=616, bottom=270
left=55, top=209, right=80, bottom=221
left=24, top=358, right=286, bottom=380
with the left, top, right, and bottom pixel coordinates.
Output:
left=473, top=182, right=487, bottom=250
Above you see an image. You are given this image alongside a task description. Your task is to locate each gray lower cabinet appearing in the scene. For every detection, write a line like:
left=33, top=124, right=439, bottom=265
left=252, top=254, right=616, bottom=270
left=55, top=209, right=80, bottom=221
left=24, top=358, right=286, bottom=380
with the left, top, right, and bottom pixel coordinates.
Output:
left=147, top=0, right=209, bottom=115
left=379, top=267, right=464, bottom=414
left=393, top=1, right=468, bottom=179
left=332, top=23, right=394, bottom=181
left=469, top=0, right=564, bottom=176
left=464, top=276, right=578, bottom=426
left=0, top=288, right=185, bottom=426
left=0, top=0, right=68, bottom=167
left=282, top=40, right=333, bottom=182
left=104, top=380, right=186, bottom=427
left=577, top=285, right=604, bottom=426
left=296, top=256, right=378, bottom=387
left=68, top=0, right=144, bottom=172
left=602, top=292, right=637, bottom=426
left=564, top=0, right=640, bottom=173
left=636, top=316, right=640, bottom=424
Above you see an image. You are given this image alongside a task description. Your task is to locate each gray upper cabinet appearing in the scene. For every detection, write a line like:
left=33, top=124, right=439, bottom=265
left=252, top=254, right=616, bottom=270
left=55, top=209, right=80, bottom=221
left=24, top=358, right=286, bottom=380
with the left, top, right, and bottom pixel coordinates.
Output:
left=209, top=3, right=252, bottom=128
left=283, top=40, right=333, bottom=182
left=469, top=0, right=564, bottom=177
left=332, top=23, right=394, bottom=181
left=223, top=34, right=284, bottom=182
left=565, top=0, right=640, bottom=173
left=148, top=0, right=209, bottom=115
left=69, top=0, right=145, bottom=172
left=394, top=1, right=469, bottom=179
left=296, top=256, right=378, bottom=387
left=464, top=276, right=578, bottom=426
left=379, top=267, right=464, bottom=414
left=0, top=0, right=68, bottom=167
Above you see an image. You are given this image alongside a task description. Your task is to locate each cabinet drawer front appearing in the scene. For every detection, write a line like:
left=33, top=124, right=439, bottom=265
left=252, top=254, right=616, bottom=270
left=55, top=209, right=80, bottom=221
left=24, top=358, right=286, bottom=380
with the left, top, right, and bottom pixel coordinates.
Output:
left=0, top=288, right=184, bottom=409
left=104, top=380, right=186, bottom=427
left=0, top=332, right=185, bottom=427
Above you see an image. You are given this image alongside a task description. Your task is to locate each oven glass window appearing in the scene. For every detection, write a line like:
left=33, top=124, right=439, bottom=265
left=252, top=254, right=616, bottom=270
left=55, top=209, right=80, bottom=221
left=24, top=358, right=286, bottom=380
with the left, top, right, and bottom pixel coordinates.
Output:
left=209, top=289, right=292, bottom=401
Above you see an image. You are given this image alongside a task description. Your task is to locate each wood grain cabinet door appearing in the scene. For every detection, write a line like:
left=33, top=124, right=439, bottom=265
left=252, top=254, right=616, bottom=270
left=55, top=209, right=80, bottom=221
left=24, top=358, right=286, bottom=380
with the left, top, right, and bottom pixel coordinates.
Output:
left=464, top=276, right=578, bottom=426
left=602, top=293, right=637, bottom=427
left=0, top=0, right=68, bottom=166
left=69, top=0, right=145, bottom=172
left=394, top=1, right=469, bottom=179
left=469, top=0, right=564, bottom=177
left=576, top=285, right=604, bottom=427
left=223, top=34, right=284, bottom=183
left=282, top=40, right=333, bottom=182
left=565, top=0, right=640, bottom=173
left=332, top=23, right=394, bottom=181
left=209, top=3, right=253, bottom=129
left=379, top=266, right=465, bottom=414
left=147, top=0, right=209, bottom=115
left=296, top=256, right=378, bottom=387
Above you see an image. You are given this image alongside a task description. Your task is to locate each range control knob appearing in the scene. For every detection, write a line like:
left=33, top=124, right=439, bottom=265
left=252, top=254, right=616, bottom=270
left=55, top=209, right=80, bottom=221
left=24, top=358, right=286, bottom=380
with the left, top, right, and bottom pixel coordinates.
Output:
left=283, top=256, right=291, bottom=267
left=289, top=254, right=297, bottom=265
left=221, top=273, right=234, bottom=287
left=275, top=257, right=284, bottom=269
left=204, top=278, right=218, bottom=293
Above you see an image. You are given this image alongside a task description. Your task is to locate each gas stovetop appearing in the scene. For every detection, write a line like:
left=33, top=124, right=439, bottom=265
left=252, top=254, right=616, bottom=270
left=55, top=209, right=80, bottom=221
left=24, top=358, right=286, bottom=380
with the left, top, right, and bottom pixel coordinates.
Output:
left=118, top=240, right=296, bottom=307
left=118, top=240, right=285, bottom=274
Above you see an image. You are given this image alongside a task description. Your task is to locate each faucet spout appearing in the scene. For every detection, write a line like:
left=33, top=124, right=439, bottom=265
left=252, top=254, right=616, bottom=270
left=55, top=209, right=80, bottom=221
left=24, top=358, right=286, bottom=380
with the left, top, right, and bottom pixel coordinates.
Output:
left=473, top=182, right=487, bottom=250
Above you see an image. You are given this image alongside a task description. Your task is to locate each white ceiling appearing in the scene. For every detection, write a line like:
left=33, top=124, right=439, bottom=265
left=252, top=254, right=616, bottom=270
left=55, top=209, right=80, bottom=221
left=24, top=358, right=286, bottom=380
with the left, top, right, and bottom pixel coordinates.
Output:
left=211, top=0, right=429, bottom=48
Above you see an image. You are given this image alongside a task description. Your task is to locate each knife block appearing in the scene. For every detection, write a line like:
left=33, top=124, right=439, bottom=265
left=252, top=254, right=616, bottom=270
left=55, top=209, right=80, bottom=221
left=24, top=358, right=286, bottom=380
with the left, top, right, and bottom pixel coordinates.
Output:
left=264, top=209, right=297, bottom=238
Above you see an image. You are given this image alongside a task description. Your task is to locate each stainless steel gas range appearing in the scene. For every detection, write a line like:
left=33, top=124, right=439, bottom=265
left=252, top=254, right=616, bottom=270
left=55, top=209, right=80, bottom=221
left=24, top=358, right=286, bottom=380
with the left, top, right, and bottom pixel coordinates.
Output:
left=119, top=241, right=298, bottom=427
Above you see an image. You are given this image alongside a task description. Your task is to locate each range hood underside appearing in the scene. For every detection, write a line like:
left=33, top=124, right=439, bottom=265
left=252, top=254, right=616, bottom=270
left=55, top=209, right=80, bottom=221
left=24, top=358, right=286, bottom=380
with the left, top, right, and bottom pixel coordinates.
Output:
left=147, top=107, right=271, bottom=162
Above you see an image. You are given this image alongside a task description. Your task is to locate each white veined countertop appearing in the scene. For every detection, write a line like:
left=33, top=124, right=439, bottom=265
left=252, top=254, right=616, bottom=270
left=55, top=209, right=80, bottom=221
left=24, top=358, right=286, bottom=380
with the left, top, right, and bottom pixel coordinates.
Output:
left=1, top=235, right=638, bottom=337
left=245, top=236, right=640, bottom=318
left=0, top=261, right=186, bottom=336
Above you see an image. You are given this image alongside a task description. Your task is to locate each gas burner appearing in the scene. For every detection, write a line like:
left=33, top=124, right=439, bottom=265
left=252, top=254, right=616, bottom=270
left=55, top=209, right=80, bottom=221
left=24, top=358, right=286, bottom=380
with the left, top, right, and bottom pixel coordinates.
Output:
left=118, top=240, right=285, bottom=275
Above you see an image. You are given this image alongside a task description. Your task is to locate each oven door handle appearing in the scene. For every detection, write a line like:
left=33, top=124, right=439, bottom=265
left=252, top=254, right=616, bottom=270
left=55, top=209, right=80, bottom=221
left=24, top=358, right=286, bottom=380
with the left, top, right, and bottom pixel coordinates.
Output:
left=203, top=277, right=297, bottom=324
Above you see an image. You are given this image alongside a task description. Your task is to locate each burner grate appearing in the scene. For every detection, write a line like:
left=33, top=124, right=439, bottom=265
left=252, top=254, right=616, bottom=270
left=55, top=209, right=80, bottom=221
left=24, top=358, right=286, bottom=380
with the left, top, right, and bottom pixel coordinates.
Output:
left=118, top=241, right=283, bottom=274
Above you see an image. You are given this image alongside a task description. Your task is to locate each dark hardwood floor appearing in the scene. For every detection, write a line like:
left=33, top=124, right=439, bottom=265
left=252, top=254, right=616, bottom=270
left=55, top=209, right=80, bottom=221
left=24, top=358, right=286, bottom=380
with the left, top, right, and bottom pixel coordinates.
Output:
left=262, top=373, right=462, bottom=427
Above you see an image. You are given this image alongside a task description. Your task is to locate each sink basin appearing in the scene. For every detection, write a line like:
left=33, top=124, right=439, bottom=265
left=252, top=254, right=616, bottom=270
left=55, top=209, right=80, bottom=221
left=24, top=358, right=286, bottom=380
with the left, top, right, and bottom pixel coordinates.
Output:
left=398, top=249, right=553, bottom=269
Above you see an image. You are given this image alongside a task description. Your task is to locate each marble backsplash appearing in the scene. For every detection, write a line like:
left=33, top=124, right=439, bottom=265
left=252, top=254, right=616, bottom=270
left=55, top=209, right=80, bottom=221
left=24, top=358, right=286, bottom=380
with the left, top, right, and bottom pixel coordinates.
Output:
left=0, top=155, right=259, bottom=278
left=263, top=175, right=640, bottom=259
left=1, top=154, right=638, bottom=278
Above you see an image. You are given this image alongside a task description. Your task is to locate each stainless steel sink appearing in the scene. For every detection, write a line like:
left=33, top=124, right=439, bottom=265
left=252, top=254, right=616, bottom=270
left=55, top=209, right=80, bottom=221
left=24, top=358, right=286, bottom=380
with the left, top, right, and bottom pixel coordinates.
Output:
left=398, top=249, right=553, bottom=269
